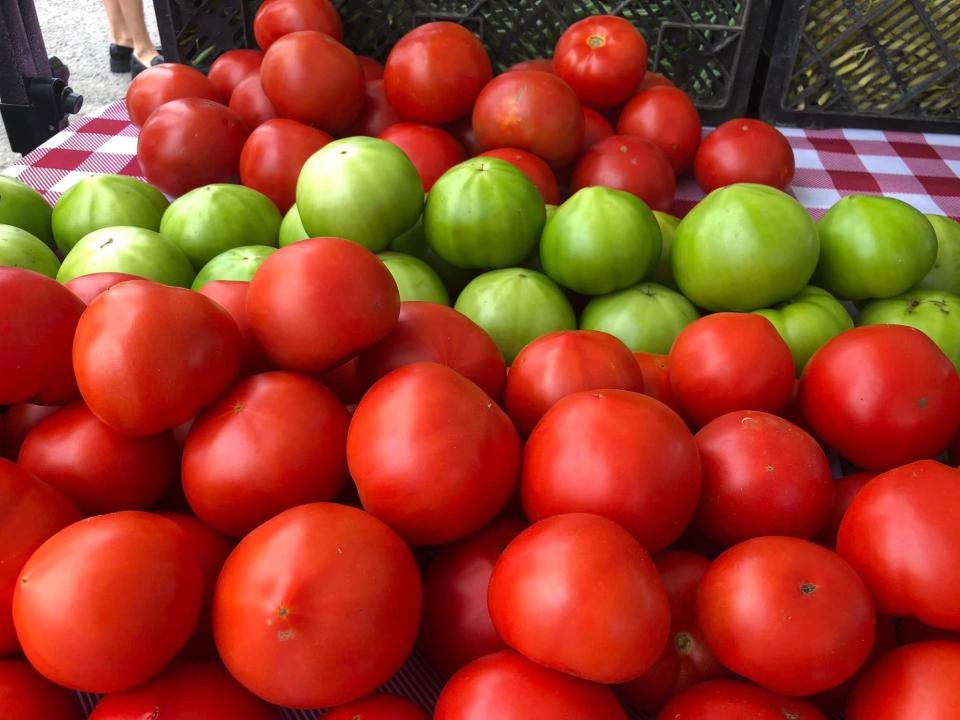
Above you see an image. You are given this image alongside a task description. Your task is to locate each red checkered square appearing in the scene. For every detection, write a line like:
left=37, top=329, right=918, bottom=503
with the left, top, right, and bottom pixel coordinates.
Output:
left=31, top=148, right=93, bottom=170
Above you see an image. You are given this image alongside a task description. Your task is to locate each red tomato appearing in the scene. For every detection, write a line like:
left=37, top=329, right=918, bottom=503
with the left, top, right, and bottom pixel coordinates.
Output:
left=655, top=679, right=827, bottom=720
left=637, top=71, right=674, bottom=91
left=247, top=237, right=400, bottom=373
left=477, top=148, right=560, bottom=205
left=358, top=55, right=384, bottom=81
left=323, top=694, right=429, bottom=720
left=348, top=362, right=519, bottom=544
left=137, top=98, right=250, bottom=196
left=239, top=117, right=332, bottom=211
left=228, top=74, right=279, bottom=127
left=1, top=403, right=59, bottom=460
left=847, top=641, right=960, bottom=719
left=63, top=272, right=139, bottom=304
left=633, top=351, right=682, bottom=415
left=572, top=134, right=675, bottom=211
left=507, top=58, right=555, bottom=74
left=356, top=301, right=506, bottom=400
left=817, top=471, right=874, bottom=547
left=0, top=268, right=84, bottom=405
left=18, top=402, right=178, bottom=513
left=73, top=280, right=241, bottom=437
left=693, top=410, right=834, bottom=545
left=384, top=22, right=492, bottom=124
left=669, top=313, right=795, bottom=427
left=504, top=330, right=643, bottom=435
left=694, top=118, right=795, bottom=192
left=317, top=356, right=364, bottom=405
left=213, top=503, right=421, bottom=707
left=198, top=280, right=272, bottom=375
left=617, top=551, right=728, bottom=713
left=581, top=106, right=614, bottom=151
left=183, top=371, right=349, bottom=537
left=89, top=660, right=278, bottom=719
left=522, top=390, right=700, bottom=551
left=616, top=86, right=701, bottom=174
left=0, top=460, right=81, bottom=656
left=800, top=325, right=960, bottom=470
left=345, top=79, right=404, bottom=136
left=434, top=650, right=627, bottom=720
left=13, top=512, right=204, bottom=692
left=837, top=460, right=960, bottom=630
left=472, top=70, right=584, bottom=166
left=125, top=63, right=221, bottom=127
left=260, top=31, right=364, bottom=133
left=253, top=0, right=342, bottom=48
left=208, top=49, right=263, bottom=101
left=446, top=116, right=485, bottom=156
left=697, top=536, right=876, bottom=696
left=489, top=513, right=669, bottom=683
left=419, top=519, right=526, bottom=677
left=553, top=15, right=649, bottom=109
left=0, top=659, right=83, bottom=719
left=379, top=123, right=466, bottom=191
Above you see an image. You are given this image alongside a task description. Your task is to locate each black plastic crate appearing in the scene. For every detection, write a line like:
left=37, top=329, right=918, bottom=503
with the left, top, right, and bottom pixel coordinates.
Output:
left=760, top=0, right=960, bottom=133
left=153, top=0, right=772, bottom=124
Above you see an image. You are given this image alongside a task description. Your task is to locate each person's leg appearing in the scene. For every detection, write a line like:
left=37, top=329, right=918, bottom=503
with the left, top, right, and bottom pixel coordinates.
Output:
left=103, top=0, right=133, bottom=47
left=116, top=0, right=158, bottom=63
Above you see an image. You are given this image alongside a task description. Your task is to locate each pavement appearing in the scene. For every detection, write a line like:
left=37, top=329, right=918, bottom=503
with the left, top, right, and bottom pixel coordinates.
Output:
left=0, top=0, right=158, bottom=169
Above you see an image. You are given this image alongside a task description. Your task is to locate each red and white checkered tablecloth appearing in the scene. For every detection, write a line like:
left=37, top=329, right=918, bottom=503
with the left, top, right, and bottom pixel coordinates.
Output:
left=3, top=99, right=960, bottom=221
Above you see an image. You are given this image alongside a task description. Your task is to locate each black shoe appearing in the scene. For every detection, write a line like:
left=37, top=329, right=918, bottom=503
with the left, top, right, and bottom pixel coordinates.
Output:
left=110, top=43, right=133, bottom=73
left=131, top=52, right=164, bottom=78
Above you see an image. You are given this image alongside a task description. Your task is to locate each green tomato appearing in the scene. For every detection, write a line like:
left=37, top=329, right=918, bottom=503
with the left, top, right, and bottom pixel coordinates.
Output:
left=858, top=289, right=960, bottom=370
left=297, top=136, right=423, bottom=252
left=57, top=226, right=195, bottom=287
left=540, top=187, right=661, bottom=295
left=454, top=268, right=576, bottom=363
left=813, top=195, right=937, bottom=300
left=545, top=204, right=558, bottom=222
left=0, top=224, right=60, bottom=278
left=0, top=176, right=53, bottom=248
left=913, top=214, right=960, bottom=295
left=390, top=214, right=476, bottom=294
left=649, top=211, right=680, bottom=289
left=425, top=157, right=545, bottom=269
left=378, top=251, right=449, bottom=305
left=673, top=183, right=819, bottom=311
left=753, top=285, right=854, bottom=373
left=579, top=282, right=699, bottom=354
left=52, top=174, right=168, bottom=254
left=192, top=245, right=277, bottom=290
left=160, top=184, right=281, bottom=270
left=279, top=204, right=310, bottom=247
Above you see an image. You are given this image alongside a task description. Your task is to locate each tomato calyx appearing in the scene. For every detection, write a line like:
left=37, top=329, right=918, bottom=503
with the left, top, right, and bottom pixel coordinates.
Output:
left=799, top=582, right=817, bottom=595
left=587, top=34, right=606, bottom=49
left=674, top=631, right=693, bottom=654
left=781, top=711, right=800, bottom=720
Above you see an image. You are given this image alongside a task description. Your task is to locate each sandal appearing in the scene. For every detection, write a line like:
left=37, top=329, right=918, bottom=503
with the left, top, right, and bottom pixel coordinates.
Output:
left=131, top=52, right=165, bottom=78
left=110, top=44, right=133, bottom=73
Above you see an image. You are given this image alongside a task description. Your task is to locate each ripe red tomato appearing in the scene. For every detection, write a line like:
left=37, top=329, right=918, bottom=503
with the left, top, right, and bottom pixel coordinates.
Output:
left=137, top=98, right=250, bottom=196
left=693, top=410, right=834, bottom=545
left=553, top=15, right=649, bottom=109
left=379, top=123, right=466, bottom=191
left=247, top=237, right=400, bottom=373
left=260, top=31, right=364, bottom=133
left=633, top=352, right=682, bottom=416
left=669, top=313, right=795, bottom=427
left=0, top=460, right=80, bottom=656
left=489, top=513, right=669, bottom=683
left=239, top=117, right=332, bottom=211
left=572, top=134, right=676, bottom=211
left=348, top=362, right=520, bottom=544
left=847, top=641, right=960, bottom=719
left=324, top=694, right=428, bottom=720
left=89, top=660, right=278, bottom=719
left=356, top=301, right=506, bottom=400
left=477, top=147, right=560, bottom=205
left=695, top=118, right=795, bottom=192
left=617, top=86, right=701, bottom=174
left=253, top=0, right=342, bottom=48
left=384, top=22, right=492, bottom=124
left=358, top=55, right=384, bottom=81
left=125, top=63, right=221, bottom=127
left=0, top=659, right=83, bottom=719
left=655, top=680, right=828, bottom=720
left=504, top=330, right=643, bottom=435
left=0, top=268, right=84, bottom=406
left=837, top=460, right=960, bottom=630
left=507, top=58, right=555, bottom=73
left=183, top=371, right=350, bottom=537
left=618, top=551, right=727, bottom=713
left=419, top=519, right=525, bottom=677
left=228, top=74, right=279, bottom=127
left=18, top=402, right=178, bottom=513
left=73, top=280, right=241, bottom=437
left=197, top=280, right=271, bottom=375
left=581, top=106, right=614, bottom=151
left=208, top=49, right=263, bottom=101
left=0, top=403, right=58, bottom=459
left=13, top=512, right=204, bottom=692
left=213, top=503, right=421, bottom=707
left=522, top=390, right=700, bottom=551
left=637, top=71, right=674, bottom=91
left=63, top=272, right=139, bottom=304
left=434, top=650, right=628, bottom=720
left=446, top=115, right=485, bottom=156
left=697, top=536, right=876, bottom=696
left=317, top=356, right=364, bottom=405
left=472, top=70, right=584, bottom=166
left=346, top=79, right=403, bottom=136
left=817, top=471, right=874, bottom=547
left=800, top=325, right=960, bottom=470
